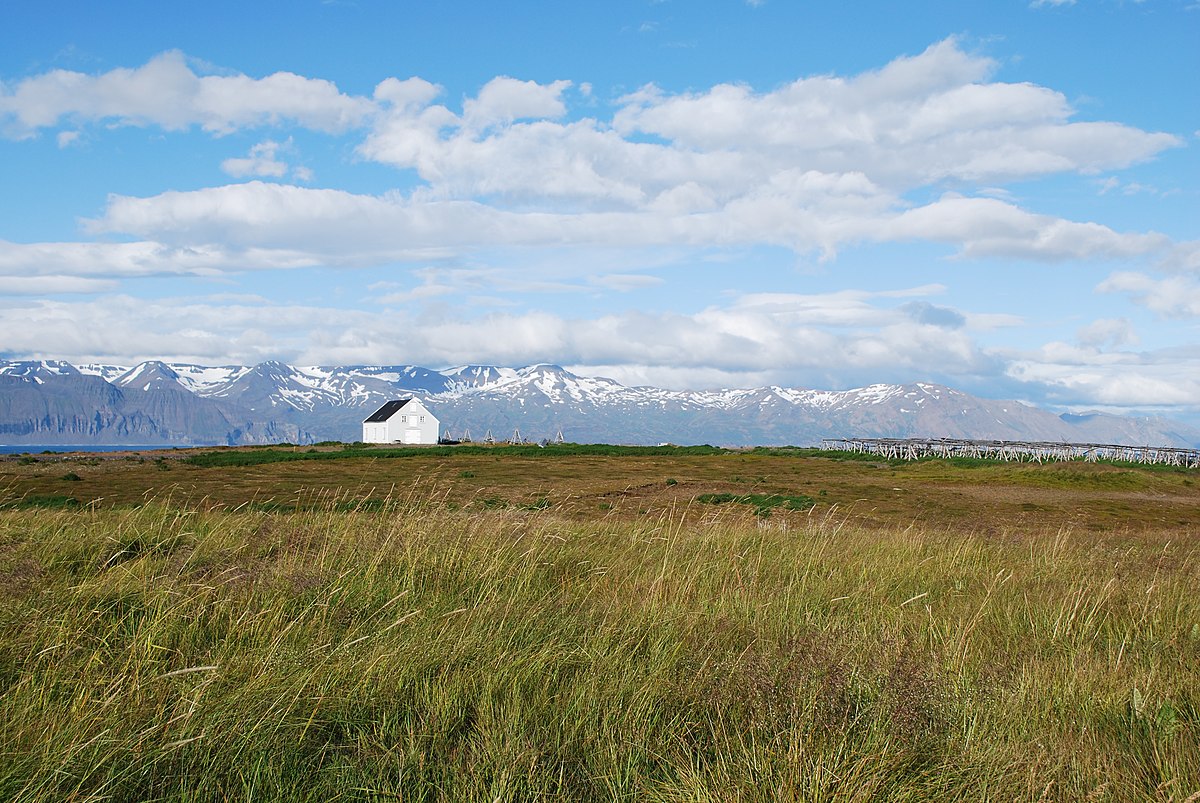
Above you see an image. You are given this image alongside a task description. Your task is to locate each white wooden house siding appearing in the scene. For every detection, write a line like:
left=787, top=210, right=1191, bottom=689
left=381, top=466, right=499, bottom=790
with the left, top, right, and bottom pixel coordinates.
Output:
left=362, top=398, right=440, bottom=444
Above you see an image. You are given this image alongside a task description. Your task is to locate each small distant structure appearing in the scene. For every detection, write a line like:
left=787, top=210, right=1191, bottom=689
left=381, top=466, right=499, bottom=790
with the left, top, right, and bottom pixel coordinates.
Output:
left=821, top=437, right=1200, bottom=468
left=362, top=398, right=439, bottom=444
left=508, top=427, right=522, bottom=445
left=483, top=429, right=495, bottom=444
left=553, top=426, right=565, bottom=444
left=460, top=427, right=473, bottom=443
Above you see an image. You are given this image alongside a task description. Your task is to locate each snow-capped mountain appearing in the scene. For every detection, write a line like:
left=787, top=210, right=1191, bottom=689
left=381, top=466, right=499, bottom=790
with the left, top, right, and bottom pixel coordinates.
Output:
left=114, top=361, right=186, bottom=393
left=2, top=359, right=1197, bottom=448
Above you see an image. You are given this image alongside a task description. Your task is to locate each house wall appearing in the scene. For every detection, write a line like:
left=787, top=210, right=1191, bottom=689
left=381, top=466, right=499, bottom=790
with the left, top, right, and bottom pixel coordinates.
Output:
left=362, top=399, right=440, bottom=444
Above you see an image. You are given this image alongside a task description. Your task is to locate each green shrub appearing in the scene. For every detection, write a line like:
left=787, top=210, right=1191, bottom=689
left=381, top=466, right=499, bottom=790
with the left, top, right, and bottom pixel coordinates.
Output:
left=3, top=494, right=80, bottom=509
left=696, top=492, right=815, bottom=517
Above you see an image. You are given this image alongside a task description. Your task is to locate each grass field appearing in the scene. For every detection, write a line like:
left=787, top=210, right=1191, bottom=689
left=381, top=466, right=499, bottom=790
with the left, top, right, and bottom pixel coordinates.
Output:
left=1, top=445, right=1198, bottom=800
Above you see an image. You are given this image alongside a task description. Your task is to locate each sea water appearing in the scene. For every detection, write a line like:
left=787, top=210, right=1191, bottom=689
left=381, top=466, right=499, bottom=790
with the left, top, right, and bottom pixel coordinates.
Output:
left=0, top=444, right=194, bottom=455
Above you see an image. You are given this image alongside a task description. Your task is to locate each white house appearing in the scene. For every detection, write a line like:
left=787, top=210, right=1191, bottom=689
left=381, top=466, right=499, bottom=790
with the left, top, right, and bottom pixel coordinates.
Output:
left=362, top=398, right=440, bottom=444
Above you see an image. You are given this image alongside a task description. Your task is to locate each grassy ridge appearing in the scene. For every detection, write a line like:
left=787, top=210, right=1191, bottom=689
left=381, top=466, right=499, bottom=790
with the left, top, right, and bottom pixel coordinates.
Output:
left=2, top=496, right=1198, bottom=801
left=183, top=442, right=728, bottom=468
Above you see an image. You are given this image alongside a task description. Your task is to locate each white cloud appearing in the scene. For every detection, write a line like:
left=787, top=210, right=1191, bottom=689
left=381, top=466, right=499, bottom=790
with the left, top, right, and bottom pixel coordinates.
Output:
left=372, top=268, right=457, bottom=304
left=463, top=76, right=571, bottom=129
left=607, top=39, right=1175, bottom=189
left=1167, top=242, right=1200, bottom=273
left=1077, top=317, right=1138, bottom=348
left=85, top=182, right=517, bottom=257
left=1007, top=346, right=1200, bottom=407
left=588, top=273, right=665, bottom=292
left=5, top=40, right=1178, bottom=208
left=78, top=178, right=1180, bottom=274
left=0, top=275, right=117, bottom=295
left=1098, top=272, right=1200, bottom=317
left=880, top=195, right=1173, bottom=261
left=218, top=138, right=312, bottom=182
left=353, top=37, right=1178, bottom=218
left=5, top=42, right=1184, bottom=273
left=0, top=237, right=323, bottom=279
left=221, top=139, right=290, bottom=178
left=0, top=50, right=374, bottom=137
left=0, top=294, right=386, bottom=365
left=0, top=286, right=995, bottom=385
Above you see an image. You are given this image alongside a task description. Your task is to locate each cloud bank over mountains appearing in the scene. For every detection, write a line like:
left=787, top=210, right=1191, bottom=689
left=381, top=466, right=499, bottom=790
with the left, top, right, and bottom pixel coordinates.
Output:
left=1, top=35, right=1196, bottom=418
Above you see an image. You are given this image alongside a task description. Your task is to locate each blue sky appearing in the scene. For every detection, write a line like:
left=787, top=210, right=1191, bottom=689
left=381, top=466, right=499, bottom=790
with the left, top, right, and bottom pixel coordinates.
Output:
left=1, top=0, right=1198, bottom=419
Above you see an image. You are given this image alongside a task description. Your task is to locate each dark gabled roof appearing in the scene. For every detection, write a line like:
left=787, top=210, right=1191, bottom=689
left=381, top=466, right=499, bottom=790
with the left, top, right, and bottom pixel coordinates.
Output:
left=363, top=398, right=413, bottom=423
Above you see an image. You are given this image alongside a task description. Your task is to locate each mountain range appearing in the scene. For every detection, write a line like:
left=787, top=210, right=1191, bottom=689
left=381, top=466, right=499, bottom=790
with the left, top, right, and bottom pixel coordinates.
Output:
left=1, top=359, right=1197, bottom=449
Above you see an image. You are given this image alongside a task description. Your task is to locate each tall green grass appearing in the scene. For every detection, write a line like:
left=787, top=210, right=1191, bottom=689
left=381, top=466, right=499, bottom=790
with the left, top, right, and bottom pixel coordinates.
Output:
left=1, top=494, right=1197, bottom=801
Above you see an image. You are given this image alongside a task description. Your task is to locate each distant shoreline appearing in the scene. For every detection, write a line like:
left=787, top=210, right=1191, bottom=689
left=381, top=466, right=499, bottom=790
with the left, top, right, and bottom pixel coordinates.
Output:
left=0, top=444, right=195, bottom=455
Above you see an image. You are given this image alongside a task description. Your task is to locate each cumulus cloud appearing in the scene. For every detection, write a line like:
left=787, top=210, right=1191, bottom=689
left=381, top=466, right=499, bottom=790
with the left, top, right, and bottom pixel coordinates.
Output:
left=879, top=195, right=1173, bottom=261
left=85, top=182, right=520, bottom=257
left=219, top=138, right=313, bottom=181
left=0, top=294, right=388, bottom=366
left=609, top=39, right=1174, bottom=187
left=76, top=177, right=1180, bottom=274
left=5, top=40, right=1184, bottom=271
left=1098, top=272, right=1200, bottom=318
left=4, top=41, right=1179, bottom=209
left=1007, top=345, right=1200, bottom=407
left=354, top=37, right=1177, bottom=216
left=1077, top=317, right=1139, bottom=348
left=0, top=50, right=374, bottom=137
left=221, top=139, right=290, bottom=178
left=902, top=301, right=967, bottom=328
left=0, top=237, right=323, bottom=280
left=0, top=275, right=117, bottom=295
left=463, top=76, right=571, bottom=129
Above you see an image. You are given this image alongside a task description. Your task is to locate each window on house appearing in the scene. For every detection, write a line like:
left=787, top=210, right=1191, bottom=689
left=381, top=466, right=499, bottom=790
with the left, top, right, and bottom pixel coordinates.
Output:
left=420, top=416, right=425, bottom=423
